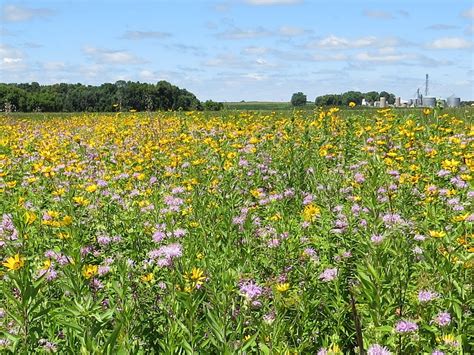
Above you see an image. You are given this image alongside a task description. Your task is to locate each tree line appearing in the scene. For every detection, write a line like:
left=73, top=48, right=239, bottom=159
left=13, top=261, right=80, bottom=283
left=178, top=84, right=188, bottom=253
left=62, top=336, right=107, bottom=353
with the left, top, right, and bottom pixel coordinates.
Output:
left=291, top=91, right=397, bottom=106
left=0, top=81, right=224, bottom=112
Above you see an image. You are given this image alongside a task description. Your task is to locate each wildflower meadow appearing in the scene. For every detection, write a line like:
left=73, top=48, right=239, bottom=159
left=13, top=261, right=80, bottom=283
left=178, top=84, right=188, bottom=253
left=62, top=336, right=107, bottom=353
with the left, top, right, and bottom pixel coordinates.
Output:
left=0, top=108, right=472, bottom=354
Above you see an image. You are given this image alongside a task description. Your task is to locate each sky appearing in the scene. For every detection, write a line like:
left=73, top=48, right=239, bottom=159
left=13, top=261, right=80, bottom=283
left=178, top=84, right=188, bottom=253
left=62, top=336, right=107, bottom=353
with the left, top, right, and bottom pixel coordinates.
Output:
left=1, top=0, right=473, bottom=101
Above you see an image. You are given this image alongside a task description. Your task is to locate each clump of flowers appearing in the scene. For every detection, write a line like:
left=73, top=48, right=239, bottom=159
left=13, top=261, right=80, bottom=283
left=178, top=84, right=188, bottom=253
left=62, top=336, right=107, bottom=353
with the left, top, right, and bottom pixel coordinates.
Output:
left=395, top=320, right=418, bottom=333
left=319, top=267, right=338, bottom=282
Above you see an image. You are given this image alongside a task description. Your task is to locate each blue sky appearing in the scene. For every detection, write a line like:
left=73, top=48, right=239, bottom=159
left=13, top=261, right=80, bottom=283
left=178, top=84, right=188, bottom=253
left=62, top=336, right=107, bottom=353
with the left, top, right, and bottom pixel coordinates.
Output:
left=1, top=0, right=473, bottom=101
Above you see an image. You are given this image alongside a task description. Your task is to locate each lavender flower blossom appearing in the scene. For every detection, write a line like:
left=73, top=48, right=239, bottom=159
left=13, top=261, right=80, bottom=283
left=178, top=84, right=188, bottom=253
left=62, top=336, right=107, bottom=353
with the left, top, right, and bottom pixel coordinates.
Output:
left=433, top=311, right=451, bottom=327
left=395, top=320, right=418, bottom=333
left=418, top=290, right=438, bottom=302
left=367, top=344, right=391, bottom=355
left=319, top=267, right=338, bottom=282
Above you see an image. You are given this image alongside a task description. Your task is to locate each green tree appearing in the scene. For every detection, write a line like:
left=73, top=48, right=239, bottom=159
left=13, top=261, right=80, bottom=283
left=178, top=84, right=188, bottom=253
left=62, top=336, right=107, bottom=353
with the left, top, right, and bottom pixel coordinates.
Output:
left=291, top=92, right=307, bottom=106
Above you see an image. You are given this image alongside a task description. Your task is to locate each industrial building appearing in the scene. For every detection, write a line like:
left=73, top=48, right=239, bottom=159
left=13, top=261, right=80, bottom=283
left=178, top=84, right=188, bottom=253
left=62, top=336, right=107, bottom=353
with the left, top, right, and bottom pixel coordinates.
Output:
left=363, top=74, right=461, bottom=108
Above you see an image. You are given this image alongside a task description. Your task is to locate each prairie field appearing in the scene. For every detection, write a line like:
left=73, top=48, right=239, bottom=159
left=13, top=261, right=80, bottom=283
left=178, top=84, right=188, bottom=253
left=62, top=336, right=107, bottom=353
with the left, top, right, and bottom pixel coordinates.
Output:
left=0, top=108, right=473, bottom=354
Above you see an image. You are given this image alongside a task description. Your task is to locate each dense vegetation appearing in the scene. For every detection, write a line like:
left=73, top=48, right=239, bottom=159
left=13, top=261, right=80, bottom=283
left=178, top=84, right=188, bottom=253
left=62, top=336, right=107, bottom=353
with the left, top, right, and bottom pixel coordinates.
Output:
left=291, top=92, right=308, bottom=106
left=315, top=91, right=396, bottom=106
left=0, top=108, right=472, bottom=353
left=0, top=81, right=203, bottom=112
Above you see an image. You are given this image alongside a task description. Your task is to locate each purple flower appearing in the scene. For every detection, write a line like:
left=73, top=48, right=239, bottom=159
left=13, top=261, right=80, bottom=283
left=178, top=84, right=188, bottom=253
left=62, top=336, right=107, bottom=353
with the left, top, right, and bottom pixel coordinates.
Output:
left=354, top=172, right=365, bottom=184
left=437, top=169, right=451, bottom=177
left=367, top=344, right=391, bottom=355
left=148, top=243, right=183, bottom=267
left=433, top=311, right=451, bottom=327
left=0, top=214, right=18, bottom=241
left=267, top=238, right=280, bottom=248
left=432, top=350, right=445, bottom=355
left=414, top=234, right=425, bottom=241
left=90, top=278, right=104, bottom=290
left=97, top=235, right=111, bottom=246
left=319, top=267, right=338, bottom=282
left=418, top=290, right=438, bottom=302
left=98, top=265, right=111, bottom=276
left=303, top=193, right=314, bottom=205
left=171, top=186, right=185, bottom=194
left=371, top=234, right=384, bottom=245
left=239, top=281, right=263, bottom=300
left=303, top=247, right=318, bottom=260
left=173, top=228, right=187, bottom=238
left=382, top=213, right=405, bottom=226
left=395, top=320, right=418, bottom=333
left=152, top=230, right=166, bottom=243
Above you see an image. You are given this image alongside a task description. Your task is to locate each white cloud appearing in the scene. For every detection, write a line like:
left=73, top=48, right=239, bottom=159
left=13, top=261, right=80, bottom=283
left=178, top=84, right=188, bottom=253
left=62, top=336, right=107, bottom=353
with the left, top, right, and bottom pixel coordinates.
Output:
left=42, top=62, right=67, bottom=71
left=244, top=0, right=302, bottom=5
left=311, top=53, right=347, bottom=61
left=355, top=52, right=410, bottom=63
left=278, top=26, right=309, bottom=37
left=427, top=37, right=473, bottom=49
left=121, top=31, right=171, bottom=40
left=83, top=46, right=146, bottom=64
left=426, top=24, right=458, bottom=30
left=363, top=10, right=393, bottom=19
left=216, top=27, right=272, bottom=40
left=1, top=4, right=53, bottom=22
left=0, top=44, right=25, bottom=70
left=461, top=6, right=474, bottom=19
left=241, top=46, right=270, bottom=55
left=307, top=35, right=405, bottom=49
left=242, top=73, right=267, bottom=81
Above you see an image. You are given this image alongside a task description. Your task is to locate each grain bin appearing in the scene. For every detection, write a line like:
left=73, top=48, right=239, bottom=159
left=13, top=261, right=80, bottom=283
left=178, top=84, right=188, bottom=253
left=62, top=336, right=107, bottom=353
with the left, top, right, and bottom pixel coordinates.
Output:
left=446, top=96, right=460, bottom=107
left=380, top=97, right=387, bottom=108
left=422, top=96, right=436, bottom=107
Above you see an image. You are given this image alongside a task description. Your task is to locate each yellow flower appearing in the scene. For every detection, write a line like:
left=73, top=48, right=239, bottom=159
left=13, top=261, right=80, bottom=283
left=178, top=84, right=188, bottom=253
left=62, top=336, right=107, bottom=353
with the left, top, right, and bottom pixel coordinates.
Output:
left=269, top=213, right=282, bottom=221
left=276, top=283, right=290, bottom=293
left=423, top=108, right=431, bottom=115
left=429, top=230, right=446, bottom=238
left=141, top=273, right=154, bottom=282
left=85, top=184, right=98, bottom=193
left=328, top=344, right=342, bottom=354
left=441, top=334, right=458, bottom=346
left=441, top=159, right=460, bottom=172
left=42, top=259, right=51, bottom=270
left=452, top=213, right=470, bottom=222
left=302, top=203, right=320, bottom=222
left=349, top=101, right=356, bottom=108
left=186, top=267, right=206, bottom=284
left=3, top=254, right=25, bottom=271
left=61, top=215, right=73, bottom=226
left=25, top=211, right=37, bottom=225
left=82, top=264, right=98, bottom=279
left=184, top=267, right=206, bottom=291
left=73, top=196, right=90, bottom=206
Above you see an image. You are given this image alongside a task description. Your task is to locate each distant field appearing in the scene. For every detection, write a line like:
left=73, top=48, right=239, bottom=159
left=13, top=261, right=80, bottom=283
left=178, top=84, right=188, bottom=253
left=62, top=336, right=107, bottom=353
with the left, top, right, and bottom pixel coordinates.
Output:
left=224, top=101, right=315, bottom=110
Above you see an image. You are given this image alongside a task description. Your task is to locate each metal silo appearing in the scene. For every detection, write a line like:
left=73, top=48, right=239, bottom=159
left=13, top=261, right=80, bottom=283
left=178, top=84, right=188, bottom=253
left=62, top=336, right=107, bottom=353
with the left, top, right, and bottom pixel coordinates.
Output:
left=380, top=97, right=387, bottom=108
left=422, top=96, right=436, bottom=107
left=446, top=96, right=460, bottom=107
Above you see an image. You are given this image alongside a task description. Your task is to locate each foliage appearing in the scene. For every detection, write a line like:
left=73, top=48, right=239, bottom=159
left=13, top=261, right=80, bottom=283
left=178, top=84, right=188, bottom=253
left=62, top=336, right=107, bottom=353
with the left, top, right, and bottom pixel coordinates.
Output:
left=0, top=81, right=201, bottom=112
left=203, top=100, right=224, bottom=111
left=291, top=92, right=307, bottom=106
left=0, top=108, right=472, bottom=353
left=315, top=91, right=397, bottom=106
